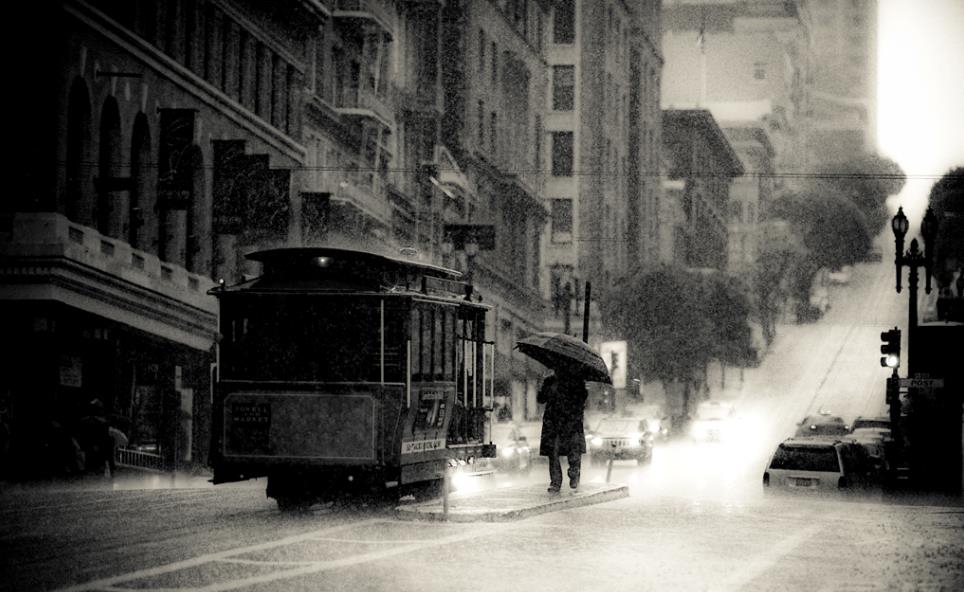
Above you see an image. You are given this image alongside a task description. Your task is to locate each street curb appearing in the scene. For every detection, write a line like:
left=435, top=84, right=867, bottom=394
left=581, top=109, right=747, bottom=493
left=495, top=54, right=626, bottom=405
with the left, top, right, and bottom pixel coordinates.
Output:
left=394, top=483, right=630, bottom=522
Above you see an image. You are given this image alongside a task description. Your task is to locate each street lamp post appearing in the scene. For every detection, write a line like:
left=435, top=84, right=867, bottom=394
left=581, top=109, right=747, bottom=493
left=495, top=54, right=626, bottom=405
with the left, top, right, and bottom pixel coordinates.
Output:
left=891, top=206, right=939, bottom=375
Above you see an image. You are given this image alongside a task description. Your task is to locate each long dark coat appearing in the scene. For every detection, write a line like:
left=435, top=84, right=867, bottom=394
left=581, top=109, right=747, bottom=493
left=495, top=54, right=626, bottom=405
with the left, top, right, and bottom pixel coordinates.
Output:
left=538, top=373, right=589, bottom=456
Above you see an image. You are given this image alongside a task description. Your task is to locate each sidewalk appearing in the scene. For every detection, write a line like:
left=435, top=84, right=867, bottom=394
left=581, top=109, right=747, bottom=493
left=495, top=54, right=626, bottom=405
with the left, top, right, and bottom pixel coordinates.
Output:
left=396, top=481, right=629, bottom=522
left=1, top=465, right=216, bottom=493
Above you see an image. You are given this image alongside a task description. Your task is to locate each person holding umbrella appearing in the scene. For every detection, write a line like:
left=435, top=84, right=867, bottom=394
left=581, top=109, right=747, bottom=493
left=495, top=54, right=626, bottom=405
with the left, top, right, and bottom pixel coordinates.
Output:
left=537, top=367, right=589, bottom=493
left=516, top=332, right=612, bottom=493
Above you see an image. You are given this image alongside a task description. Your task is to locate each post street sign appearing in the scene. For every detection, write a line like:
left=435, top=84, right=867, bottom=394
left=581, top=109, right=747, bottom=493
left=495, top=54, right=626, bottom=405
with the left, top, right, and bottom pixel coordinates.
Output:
left=898, top=377, right=944, bottom=389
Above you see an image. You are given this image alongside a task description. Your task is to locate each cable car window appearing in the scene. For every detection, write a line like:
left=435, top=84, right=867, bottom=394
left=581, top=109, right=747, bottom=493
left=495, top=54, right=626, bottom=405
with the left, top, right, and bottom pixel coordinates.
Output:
left=420, top=306, right=433, bottom=380
left=221, top=295, right=383, bottom=382
left=433, top=309, right=444, bottom=381
left=443, top=309, right=455, bottom=381
left=383, top=301, right=406, bottom=383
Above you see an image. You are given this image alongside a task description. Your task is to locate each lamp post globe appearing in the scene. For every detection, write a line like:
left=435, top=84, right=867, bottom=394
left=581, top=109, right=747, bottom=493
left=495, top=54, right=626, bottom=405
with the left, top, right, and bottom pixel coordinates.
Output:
left=892, top=207, right=909, bottom=241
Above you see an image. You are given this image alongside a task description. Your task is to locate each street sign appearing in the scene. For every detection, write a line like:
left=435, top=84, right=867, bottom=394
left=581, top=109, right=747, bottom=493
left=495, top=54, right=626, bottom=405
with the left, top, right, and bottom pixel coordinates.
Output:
left=898, top=377, right=944, bottom=388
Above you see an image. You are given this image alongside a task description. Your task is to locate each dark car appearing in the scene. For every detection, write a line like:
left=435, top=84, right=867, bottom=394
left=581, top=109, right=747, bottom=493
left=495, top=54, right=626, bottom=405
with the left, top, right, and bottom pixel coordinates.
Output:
left=794, top=414, right=850, bottom=438
left=588, top=417, right=654, bottom=466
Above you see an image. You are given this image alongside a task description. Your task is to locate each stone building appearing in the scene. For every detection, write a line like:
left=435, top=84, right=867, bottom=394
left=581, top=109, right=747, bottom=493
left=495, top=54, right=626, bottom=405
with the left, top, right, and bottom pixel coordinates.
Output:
left=4, top=0, right=326, bottom=474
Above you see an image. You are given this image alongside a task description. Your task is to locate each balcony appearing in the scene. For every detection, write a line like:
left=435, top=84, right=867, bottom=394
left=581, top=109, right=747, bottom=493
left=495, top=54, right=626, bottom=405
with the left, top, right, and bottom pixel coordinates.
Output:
left=329, top=170, right=393, bottom=232
left=0, top=212, right=217, bottom=351
left=335, top=85, right=395, bottom=131
left=332, top=0, right=395, bottom=40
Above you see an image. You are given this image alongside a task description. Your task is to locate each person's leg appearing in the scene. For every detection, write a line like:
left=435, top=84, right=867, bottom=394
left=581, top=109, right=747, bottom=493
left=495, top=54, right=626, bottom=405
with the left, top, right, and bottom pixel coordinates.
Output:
left=567, top=451, right=581, bottom=489
left=547, top=437, right=562, bottom=492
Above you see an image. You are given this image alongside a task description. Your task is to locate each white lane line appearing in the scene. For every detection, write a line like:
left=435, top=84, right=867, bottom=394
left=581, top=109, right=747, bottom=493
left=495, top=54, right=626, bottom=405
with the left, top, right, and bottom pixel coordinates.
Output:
left=711, top=520, right=826, bottom=592
left=307, top=537, right=427, bottom=544
left=169, top=523, right=504, bottom=592
left=216, top=558, right=318, bottom=566
left=51, top=519, right=382, bottom=592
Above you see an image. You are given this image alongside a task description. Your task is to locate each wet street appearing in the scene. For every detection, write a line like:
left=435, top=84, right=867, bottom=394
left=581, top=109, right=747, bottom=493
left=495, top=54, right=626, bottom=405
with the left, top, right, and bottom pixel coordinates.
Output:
left=2, top=473, right=963, bottom=592
left=3, top=258, right=964, bottom=591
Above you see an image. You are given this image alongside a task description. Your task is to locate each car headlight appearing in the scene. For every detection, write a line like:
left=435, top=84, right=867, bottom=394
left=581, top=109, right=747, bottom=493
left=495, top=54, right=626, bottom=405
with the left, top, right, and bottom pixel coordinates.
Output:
left=590, top=436, right=603, bottom=446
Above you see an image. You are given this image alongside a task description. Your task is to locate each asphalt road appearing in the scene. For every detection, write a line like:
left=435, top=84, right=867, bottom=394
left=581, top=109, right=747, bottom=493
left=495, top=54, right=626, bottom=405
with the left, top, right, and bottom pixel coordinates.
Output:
left=3, top=253, right=963, bottom=591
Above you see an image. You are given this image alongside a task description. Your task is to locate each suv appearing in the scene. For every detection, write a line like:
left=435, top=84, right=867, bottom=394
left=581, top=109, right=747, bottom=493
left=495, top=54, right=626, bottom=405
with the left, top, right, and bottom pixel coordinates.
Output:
left=588, top=417, right=654, bottom=466
left=763, top=438, right=879, bottom=493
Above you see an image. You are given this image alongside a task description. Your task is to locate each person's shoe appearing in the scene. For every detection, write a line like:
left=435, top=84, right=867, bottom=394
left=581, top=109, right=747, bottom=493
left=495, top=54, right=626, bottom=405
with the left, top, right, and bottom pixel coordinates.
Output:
left=547, top=485, right=561, bottom=493
left=569, top=478, right=579, bottom=490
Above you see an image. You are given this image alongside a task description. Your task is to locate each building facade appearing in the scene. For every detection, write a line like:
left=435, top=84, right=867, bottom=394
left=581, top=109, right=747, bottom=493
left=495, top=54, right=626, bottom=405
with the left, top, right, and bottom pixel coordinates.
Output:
left=4, top=0, right=326, bottom=475
left=661, top=109, right=744, bottom=270
left=661, top=0, right=810, bottom=190
left=722, top=122, right=775, bottom=274
left=803, top=0, right=878, bottom=161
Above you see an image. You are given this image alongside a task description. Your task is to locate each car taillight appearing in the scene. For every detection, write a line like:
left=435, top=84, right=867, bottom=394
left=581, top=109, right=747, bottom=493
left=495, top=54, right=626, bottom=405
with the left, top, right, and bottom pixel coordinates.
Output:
left=838, top=476, right=849, bottom=488
left=763, top=471, right=769, bottom=487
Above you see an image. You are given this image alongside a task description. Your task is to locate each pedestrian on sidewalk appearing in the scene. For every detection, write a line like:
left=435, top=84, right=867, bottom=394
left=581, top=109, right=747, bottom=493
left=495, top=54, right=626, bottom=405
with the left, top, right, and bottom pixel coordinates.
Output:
left=538, top=369, right=589, bottom=493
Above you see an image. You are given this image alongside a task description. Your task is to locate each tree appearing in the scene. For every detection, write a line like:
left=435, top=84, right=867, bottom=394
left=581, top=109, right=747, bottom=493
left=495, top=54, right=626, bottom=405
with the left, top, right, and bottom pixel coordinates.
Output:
left=815, top=154, right=906, bottom=235
left=768, top=189, right=873, bottom=271
left=928, top=166, right=964, bottom=281
left=602, top=266, right=754, bottom=414
left=752, top=226, right=807, bottom=346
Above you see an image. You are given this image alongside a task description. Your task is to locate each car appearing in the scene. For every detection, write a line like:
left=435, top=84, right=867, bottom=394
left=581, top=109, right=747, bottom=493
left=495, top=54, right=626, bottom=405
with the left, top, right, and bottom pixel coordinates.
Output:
left=587, top=417, right=654, bottom=466
left=850, top=416, right=891, bottom=432
left=689, top=400, right=737, bottom=442
left=490, top=423, right=532, bottom=475
left=828, top=266, right=852, bottom=285
left=763, top=437, right=880, bottom=494
left=865, top=247, right=883, bottom=263
left=626, top=403, right=673, bottom=440
left=794, top=413, right=850, bottom=438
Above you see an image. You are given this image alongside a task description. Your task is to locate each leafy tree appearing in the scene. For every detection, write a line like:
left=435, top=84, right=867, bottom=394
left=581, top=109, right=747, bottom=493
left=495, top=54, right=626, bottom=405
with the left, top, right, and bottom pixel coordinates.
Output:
left=752, top=227, right=807, bottom=345
left=602, top=266, right=754, bottom=412
left=768, top=190, right=873, bottom=271
left=815, top=154, right=906, bottom=234
left=928, top=166, right=964, bottom=281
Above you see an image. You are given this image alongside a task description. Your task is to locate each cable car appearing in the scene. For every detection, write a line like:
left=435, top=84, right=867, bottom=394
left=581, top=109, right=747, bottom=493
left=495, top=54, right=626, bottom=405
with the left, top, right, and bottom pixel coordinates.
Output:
left=208, top=247, right=495, bottom=510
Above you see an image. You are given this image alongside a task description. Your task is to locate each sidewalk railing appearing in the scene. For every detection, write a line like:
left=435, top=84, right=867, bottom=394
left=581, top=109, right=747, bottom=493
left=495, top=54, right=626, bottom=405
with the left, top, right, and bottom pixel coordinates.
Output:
left=116, top=447, right=165, bottom=472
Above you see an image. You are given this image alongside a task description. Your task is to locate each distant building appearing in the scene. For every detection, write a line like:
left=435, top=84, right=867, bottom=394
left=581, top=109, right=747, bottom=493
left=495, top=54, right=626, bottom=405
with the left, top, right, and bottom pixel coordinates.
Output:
left=661, top=0, right=810, bottom=189
left=722, top=122, right=776, bottom=274
left=804, top=0, right=878, bottom=160
left=661, top=109, right=744, bottom=270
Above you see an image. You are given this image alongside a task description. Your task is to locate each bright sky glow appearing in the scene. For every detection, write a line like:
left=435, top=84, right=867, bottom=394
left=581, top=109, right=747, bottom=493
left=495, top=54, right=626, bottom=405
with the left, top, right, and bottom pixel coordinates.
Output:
left=878, top=0, right=964, bottom=223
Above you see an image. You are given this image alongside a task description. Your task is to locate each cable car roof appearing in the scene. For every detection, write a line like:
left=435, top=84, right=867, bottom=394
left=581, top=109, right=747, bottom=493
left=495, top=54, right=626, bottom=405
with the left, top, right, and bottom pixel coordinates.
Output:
left=211, top=247, right=477, bottom=302
left=246, top=247, right=462, bottom=279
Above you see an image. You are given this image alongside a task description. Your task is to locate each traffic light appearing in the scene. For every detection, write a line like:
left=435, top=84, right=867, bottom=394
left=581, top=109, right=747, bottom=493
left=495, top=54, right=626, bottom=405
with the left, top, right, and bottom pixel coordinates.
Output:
left=880, top=327, right=901, bottom=368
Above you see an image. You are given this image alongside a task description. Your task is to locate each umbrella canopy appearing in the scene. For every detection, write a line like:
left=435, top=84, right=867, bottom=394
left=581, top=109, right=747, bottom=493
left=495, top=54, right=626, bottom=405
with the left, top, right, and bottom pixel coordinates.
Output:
left=515, top=332, right=612, bottom=384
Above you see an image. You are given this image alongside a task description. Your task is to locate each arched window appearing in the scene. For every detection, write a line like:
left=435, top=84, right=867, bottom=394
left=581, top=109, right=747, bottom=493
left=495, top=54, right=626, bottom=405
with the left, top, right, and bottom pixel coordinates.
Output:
left=186, top=145, right=206, bottom=274
left=130, top=113, right=155, bottom=252
left=65, top=78, right=93, bottom=224
left=97, top=97, right=123, bottom=237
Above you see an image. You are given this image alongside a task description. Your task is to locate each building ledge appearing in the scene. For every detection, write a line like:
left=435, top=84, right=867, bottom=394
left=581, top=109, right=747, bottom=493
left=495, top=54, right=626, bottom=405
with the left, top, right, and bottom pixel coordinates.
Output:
left=0, top=212, right=217, bottom=351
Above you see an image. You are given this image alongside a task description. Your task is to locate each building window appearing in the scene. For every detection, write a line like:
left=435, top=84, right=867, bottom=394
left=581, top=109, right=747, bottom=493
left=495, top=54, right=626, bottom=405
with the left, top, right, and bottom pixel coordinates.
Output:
left=552, top=65, right=574, bottom=111
left=490, top=112, right=498, bottom=154
left=551, top=198, right=573, bottom=243
left=478, top=100, right=485, bottom=145
left=753, top=61, right=767, bottom=81
left=491, top=42, right=497, bottom=83
left=479, top=29, right=485, bottom=72
left=551, top=131, right=573, bottom=176
left=534, top=114, right=542, bottom=173
left=553, top=0, right=574, bottom=44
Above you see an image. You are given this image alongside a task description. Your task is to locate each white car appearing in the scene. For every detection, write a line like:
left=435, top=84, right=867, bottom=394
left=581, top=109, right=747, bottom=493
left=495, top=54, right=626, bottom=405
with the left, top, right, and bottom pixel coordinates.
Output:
left=763, top=438, right=879, bottom=494
left=689, top=400, right=737, bottom=442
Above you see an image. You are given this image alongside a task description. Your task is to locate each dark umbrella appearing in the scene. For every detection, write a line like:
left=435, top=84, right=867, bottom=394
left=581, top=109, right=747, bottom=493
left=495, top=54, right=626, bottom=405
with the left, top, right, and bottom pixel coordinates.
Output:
left=515, top=332, right=612, bottom=384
